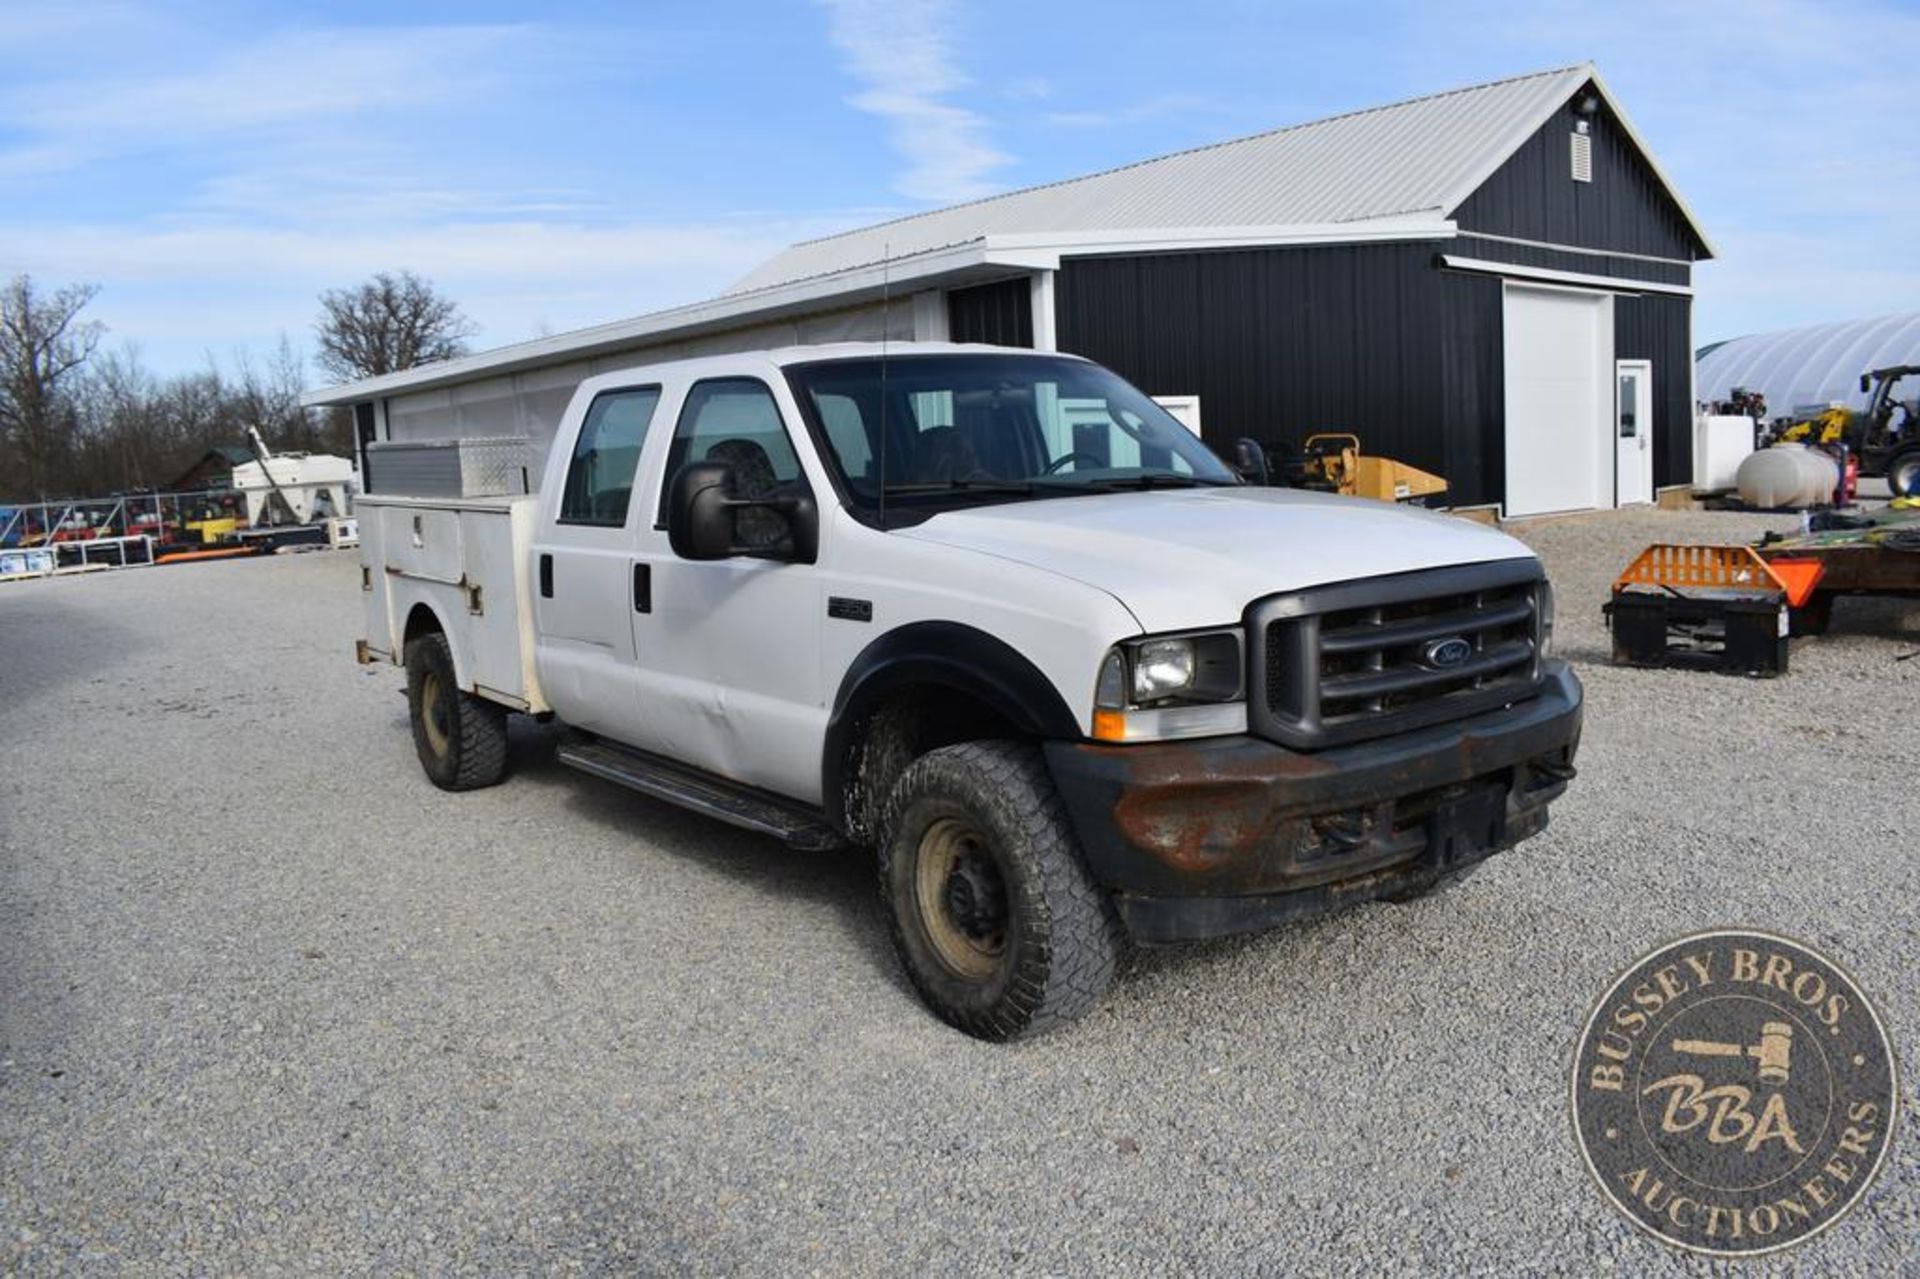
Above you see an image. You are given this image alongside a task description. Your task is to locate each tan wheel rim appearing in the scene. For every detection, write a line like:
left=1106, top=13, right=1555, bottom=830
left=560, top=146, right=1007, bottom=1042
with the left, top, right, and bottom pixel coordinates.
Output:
left=914, top=816, right=1008, bottom=981
left=420, top=670, right=450, bottom=757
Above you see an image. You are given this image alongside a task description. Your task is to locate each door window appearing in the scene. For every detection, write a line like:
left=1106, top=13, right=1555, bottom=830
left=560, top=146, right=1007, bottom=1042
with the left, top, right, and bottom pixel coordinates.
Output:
left=662, top=378, right=802, bottom=492
left=1618, top=374, right=1640, bottom=438
left=558, top=387, right=663, bottom=526
left=660, top=378, right=808, bottom=549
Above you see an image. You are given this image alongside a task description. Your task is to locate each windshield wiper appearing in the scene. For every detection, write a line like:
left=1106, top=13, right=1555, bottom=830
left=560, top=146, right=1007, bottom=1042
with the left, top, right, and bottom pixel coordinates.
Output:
left=880, top=479, right=1037, bottom=496
left=1072, top=472, right=1216, bottom=491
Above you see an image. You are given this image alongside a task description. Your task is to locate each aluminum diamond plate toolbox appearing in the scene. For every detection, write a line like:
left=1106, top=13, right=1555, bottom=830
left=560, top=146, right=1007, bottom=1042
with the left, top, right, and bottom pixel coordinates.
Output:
left=366, top=438, right=532, bottom=498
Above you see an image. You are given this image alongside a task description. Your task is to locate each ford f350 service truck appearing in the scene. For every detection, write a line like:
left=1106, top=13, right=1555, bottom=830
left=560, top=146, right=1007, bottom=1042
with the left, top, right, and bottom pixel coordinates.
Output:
left=355, top=343, right=1582, bottom=1039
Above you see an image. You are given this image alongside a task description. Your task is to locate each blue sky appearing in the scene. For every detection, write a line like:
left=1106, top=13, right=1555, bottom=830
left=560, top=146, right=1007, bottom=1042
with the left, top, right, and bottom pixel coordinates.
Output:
left=1, top=0, right=1914, bottom=381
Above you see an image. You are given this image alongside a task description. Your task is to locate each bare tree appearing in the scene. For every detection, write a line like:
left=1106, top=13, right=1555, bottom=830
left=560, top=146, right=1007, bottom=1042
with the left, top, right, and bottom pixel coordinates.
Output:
left=314, top=270, right=476, bottom=383
left=0, top=275, right=105, bottom=498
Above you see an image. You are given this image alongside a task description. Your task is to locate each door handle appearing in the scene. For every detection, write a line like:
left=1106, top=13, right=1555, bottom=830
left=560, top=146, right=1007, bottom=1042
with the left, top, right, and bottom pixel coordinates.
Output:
left=632, top=562, right=651, bottom=613
left=539, top=553, right=553, bottom=598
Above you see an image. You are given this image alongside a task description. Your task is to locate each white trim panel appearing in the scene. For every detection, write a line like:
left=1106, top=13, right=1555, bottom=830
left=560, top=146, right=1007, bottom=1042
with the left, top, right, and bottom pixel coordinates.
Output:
left=1440, top=254, right=1691, bottom=296
left=1029, top=270, right=1057, bottom=352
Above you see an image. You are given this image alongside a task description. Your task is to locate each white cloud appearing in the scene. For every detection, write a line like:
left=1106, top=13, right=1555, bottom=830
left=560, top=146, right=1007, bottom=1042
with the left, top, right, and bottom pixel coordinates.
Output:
left=815, top=0, right=1007, bottom=202
left=0, top=24, right=533, bottom=178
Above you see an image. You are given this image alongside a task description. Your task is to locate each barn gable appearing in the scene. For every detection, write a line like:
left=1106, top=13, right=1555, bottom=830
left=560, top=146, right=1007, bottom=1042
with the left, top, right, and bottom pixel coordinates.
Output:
left=1450, top=84, right=1710, bottom=261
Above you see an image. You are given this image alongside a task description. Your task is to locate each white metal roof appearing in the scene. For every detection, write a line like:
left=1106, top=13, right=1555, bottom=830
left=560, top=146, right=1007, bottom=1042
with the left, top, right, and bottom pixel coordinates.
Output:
left=732, top=62, right=1708, bottom=293
left=1697, top=312, right=1920, bottom=414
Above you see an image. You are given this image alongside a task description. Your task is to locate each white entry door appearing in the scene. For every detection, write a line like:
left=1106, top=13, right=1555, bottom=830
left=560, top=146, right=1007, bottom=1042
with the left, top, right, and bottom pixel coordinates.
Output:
left=1503, top=284, right=1613, bottom=516
left=1615, top=359, right=1654, bottom=506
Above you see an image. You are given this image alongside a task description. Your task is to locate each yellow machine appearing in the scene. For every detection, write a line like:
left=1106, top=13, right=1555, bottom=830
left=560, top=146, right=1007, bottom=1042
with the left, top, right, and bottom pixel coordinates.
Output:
left=1299, top=433, right=1449, bottom=504
left=1776, top=407, right=1849, bottom=447
left=186, top=516, right=240, bottom=544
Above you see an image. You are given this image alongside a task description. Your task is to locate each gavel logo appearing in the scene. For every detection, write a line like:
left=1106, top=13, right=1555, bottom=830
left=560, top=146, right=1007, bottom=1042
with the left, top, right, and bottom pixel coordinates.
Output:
left=1671, top=1020, right=1794, bottom=1085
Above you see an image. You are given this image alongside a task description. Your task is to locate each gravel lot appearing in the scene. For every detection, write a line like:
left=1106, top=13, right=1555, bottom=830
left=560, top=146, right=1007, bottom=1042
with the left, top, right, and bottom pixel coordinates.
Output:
left=3, top=506, right=1916, bottom=1273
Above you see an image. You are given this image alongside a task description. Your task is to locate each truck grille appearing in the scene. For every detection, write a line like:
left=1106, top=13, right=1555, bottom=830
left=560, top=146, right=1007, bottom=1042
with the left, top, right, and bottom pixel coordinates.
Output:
left=1248, top=560, right=1546, bottom=750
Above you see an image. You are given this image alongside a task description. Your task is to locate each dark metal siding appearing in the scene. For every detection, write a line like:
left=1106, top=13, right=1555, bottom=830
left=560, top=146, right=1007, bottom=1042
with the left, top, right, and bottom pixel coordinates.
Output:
left=1615, top=293, right=1694, bottom=489
left=1057, top=243, right=1513, bottom=505
left=946, top=277, right=1033, bottom=347
left=1451, top=234, right=1691, bottom=287
left=1437, top=271, right=1507, bottom=506
left=1452, top=89, right=1709, bottom=261
left=1059, top=244, right=1697, bottom=508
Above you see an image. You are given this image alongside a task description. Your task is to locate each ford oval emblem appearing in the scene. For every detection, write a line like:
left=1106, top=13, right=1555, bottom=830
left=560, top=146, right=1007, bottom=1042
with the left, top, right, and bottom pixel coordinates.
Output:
left=1422, top=636, right=1473, bottom=669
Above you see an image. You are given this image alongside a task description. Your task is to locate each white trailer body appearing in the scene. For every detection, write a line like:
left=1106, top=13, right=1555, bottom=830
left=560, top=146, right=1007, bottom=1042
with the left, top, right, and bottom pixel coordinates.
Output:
left=356, top=493, right=548, bottom=713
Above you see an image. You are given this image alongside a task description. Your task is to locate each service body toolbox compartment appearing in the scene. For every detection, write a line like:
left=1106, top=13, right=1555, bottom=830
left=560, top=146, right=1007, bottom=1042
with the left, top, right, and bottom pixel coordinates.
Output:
left=357, top=493, right=548, bottom=711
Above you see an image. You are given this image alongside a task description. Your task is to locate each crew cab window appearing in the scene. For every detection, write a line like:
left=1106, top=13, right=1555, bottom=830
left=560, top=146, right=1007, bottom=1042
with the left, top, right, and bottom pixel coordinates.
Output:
left=558, top=387, right=662, bottom=526
left=661, top=378, right=803, bottom=503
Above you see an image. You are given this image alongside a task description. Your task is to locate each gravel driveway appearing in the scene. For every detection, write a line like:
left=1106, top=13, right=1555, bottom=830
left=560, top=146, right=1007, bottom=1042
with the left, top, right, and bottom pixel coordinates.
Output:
left=3, top=507, right=1916, bottom=1273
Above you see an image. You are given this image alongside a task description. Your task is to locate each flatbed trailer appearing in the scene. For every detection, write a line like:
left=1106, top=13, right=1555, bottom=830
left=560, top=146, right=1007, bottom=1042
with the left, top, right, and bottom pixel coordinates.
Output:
left=1756, top=508, right=1920, bottom=634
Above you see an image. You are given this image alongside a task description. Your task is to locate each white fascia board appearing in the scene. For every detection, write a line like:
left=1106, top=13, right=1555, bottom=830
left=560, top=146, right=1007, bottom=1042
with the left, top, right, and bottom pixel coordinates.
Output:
left=303, top=239, right=995, bottom=406
left=1440, top=254, right=1693, bottom=296
left=980, top=217, right=1457, bottom=269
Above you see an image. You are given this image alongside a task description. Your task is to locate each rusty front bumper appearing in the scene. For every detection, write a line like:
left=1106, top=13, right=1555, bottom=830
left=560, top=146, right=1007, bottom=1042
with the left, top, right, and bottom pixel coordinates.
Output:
left=1043, top=662, right=1583, bottom=944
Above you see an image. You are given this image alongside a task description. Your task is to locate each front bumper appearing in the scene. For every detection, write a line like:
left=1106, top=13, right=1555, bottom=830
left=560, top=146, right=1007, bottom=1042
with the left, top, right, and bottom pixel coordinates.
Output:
left=1044, top=662, right=1583, bottom=943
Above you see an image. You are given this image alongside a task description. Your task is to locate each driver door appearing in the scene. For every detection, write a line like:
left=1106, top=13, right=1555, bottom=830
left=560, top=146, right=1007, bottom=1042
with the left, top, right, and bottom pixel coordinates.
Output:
left=629, top=377, right=827, bottom=802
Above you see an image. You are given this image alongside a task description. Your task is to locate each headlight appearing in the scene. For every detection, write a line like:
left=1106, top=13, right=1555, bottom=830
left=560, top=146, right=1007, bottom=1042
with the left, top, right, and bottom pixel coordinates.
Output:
left=1133, top=638, right=1197, bottom=701
left=1093, top=629, right=1245, bottom=742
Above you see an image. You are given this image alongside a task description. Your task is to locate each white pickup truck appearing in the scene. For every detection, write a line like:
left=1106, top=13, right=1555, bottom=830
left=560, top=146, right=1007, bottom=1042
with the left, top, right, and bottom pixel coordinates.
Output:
left=356, top=342, right=1582, bottom=1039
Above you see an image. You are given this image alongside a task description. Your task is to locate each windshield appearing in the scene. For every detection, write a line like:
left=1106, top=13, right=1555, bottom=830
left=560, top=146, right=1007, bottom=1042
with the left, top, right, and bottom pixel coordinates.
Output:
left=784, top=353, right=1236, bottom=521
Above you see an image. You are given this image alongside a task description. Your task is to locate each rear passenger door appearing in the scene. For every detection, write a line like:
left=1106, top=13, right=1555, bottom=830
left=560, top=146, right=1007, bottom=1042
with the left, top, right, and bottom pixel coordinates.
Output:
left=630, top=377, right=827, bottom=802
left=531, top=385, right=663, bottom=742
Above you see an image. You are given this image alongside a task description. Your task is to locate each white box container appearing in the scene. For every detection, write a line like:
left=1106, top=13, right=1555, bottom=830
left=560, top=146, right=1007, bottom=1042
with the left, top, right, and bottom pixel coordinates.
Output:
left=1693, top=414, right=1756, bottom=493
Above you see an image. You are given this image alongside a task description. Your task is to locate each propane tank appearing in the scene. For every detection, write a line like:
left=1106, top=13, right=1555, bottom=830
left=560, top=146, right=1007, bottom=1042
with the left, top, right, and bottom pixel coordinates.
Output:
left=1736, top=444, right=1841, bottom=510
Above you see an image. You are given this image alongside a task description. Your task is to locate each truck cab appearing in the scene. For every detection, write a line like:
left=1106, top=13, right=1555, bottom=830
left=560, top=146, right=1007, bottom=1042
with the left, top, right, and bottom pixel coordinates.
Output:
left=356, top=342, right=1582, bottom=1039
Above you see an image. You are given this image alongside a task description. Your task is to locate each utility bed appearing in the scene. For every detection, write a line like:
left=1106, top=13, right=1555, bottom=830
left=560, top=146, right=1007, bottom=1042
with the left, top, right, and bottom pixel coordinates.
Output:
left=356, top=493, right=548, bottom=713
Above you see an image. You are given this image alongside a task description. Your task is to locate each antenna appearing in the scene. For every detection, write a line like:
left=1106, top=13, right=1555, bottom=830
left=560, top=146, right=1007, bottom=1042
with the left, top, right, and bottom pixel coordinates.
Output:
left=877, top=241, right=891, bottom=530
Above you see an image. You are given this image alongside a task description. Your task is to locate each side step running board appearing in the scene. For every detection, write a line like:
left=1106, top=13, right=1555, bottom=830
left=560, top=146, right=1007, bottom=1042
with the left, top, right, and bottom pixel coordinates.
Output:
left=557, top=737, right=846, bottom=851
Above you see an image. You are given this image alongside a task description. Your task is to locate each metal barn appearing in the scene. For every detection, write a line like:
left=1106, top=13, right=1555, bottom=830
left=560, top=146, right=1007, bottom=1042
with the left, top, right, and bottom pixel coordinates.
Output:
left=310, top=63, right=1713, bottom=516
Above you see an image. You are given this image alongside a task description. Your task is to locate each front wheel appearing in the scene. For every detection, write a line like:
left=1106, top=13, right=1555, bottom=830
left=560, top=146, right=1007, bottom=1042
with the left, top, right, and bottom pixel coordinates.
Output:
left=879, top=741, right=1121, bottom=1040
left=405, top=632, right=509, bottom=791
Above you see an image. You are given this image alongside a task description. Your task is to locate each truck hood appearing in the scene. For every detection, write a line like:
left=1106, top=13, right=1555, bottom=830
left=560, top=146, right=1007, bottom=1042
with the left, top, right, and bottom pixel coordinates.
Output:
left=895, top=486, right=1536, bottom=633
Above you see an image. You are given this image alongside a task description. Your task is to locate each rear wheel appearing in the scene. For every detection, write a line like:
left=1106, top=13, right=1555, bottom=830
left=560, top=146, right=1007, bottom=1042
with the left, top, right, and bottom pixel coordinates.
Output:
left=405, top=632, right=508, bottom=791
left=879, top=741, right=1121, bottom=1040
left=1886, top=449, right=1920, bottom=499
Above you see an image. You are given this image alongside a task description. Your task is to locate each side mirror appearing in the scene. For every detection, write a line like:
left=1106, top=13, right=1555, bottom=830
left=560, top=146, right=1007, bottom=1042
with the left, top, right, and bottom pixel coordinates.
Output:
left=1860, top=373, right=1872, bottom=395
left=666, top=461, right=818, bottom=563
left=1231, top=437, right=1270, bottom=485
left=667, top=461, right=736, bottom=560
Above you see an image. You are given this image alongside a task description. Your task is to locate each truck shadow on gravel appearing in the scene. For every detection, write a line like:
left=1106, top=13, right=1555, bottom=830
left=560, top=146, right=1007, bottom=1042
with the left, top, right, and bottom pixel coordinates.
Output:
left=497, top=718, right=909, bottom=996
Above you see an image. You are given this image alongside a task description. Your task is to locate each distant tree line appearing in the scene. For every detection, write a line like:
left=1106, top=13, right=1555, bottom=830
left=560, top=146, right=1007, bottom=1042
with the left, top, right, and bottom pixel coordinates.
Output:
left=0, top=269, right=473, bottom=502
